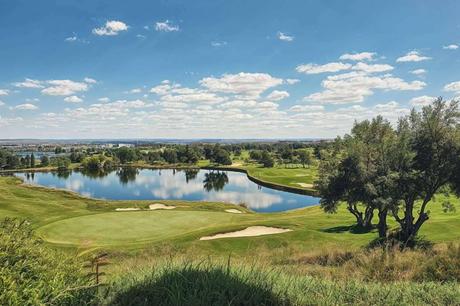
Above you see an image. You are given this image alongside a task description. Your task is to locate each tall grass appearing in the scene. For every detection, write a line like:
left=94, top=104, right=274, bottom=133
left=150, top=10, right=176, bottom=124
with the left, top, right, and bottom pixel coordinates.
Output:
left=0, top=218, right=97, bottom=305
left=101, top=258, right=460, bottom=306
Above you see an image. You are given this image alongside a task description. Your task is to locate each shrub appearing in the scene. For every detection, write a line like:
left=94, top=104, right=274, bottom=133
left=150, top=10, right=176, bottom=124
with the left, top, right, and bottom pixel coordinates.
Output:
left=0, top=218, right=96, bottom=305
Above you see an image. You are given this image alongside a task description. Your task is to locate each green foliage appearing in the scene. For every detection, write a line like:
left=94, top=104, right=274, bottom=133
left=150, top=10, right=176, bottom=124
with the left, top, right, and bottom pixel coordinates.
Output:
left=260, top=151, right=275, bottom=168
left=0, top=218, right=96, bottom=305
left=51, top=156, right=71, bottom=170
left=40, top=155, right=50, bottom=167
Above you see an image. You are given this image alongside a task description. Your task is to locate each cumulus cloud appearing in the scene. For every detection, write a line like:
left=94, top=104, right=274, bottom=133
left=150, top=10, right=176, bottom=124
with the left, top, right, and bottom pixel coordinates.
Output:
left=410, top=95, right=436, bottom=107
left=13, top=78, right=44, bottom=88
left=444, top=81, right=460, bottom=93
left=65, top=36, right=77, bottom=42
left=396, top=50, right=431, bottom=62
left=0, top=89, right=8, bottom=95
left=13, top=103, right=38, bottom=110
left=98, top=97, right=110, bottom=103
left=305, top=72, right=426, bottom=104
left=443, top=44, right=459, bottom=50
left=0, top=100, right=4, bottom=106
left=277, top=32, right=294, bottom=42
left=352, top=62, right=393, bottom=73
left=92, top=20, right=128, bottom=36
left=288, top=105, right=324, bottom=112
left=41, top=80, right=89, bottom=96
left=410, top=69, right=427, bottom=76
left=296, top=62, right=352, bottom=74
left=155, top=20, right=179, bottom=32
left=339, top=52, right=376, bottom=61
left=84, top=77, right=97, bottom=84
left=285, top=79, right=300, bottom=85
left=200, top=72, right=283, bottom=98
left=64, top=96, right=83, bottom=103
left=266, top=90, right=289, bottom=101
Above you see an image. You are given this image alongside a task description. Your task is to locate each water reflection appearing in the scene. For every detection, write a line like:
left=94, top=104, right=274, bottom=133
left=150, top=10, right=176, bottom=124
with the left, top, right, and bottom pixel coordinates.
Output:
left=203, top=171, right=228, bottom=192
left=15, top=168, right=319, bottom=212
left=116, top=167, right=138, bottom=185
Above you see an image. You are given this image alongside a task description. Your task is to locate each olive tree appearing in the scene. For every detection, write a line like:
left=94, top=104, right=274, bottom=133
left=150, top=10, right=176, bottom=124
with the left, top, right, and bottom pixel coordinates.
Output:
left=391, top=98, right=460, bottom=243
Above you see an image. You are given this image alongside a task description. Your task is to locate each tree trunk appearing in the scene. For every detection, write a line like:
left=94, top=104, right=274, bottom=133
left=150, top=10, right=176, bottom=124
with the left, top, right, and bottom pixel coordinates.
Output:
left=347, top=203, right=373, bottom=229
left=363, top=206, right=374, bottom=228
left=377, top=208, right=388, bottom=238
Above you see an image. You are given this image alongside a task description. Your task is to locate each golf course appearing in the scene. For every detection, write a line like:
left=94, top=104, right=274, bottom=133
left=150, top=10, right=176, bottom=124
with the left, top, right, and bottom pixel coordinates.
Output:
left=1, top=172, right=459, bottom=253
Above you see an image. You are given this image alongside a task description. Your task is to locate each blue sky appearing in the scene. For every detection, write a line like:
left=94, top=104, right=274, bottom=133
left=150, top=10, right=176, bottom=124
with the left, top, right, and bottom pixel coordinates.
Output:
left=0, top=0, right=459, bottom=139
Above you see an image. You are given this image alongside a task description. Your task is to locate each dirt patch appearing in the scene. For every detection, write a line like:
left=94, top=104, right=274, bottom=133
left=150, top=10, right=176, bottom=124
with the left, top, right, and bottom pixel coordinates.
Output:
left=225, top=209, right=243, bottom=214
left=296, top=183, right=313, bottom=188
left=149, top=203, right=176, bottom=210
left=200, top=226, right=292, bottom=241
left=115, top=208, right=140, bottom=211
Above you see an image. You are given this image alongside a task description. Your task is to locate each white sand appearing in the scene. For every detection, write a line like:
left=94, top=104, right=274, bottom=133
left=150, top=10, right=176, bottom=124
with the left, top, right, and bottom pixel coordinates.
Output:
left=296, top=183, right=313, bottom=188
left=225, top=209, right=243, bottom=214
left=200, top=226, right=292, bottom=241
left=149, top=203, right=176, bottom=210
left=115, top=208, right=140, bottom=211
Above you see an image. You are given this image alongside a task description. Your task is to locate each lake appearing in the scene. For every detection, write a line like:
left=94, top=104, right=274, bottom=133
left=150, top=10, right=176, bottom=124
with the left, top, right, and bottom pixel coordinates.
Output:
left=15, top=168, right=320, bottom=212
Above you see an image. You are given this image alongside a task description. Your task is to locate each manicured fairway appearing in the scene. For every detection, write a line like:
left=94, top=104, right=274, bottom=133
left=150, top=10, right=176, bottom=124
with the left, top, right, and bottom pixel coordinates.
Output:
left=37, top=210, right=257, bottom=247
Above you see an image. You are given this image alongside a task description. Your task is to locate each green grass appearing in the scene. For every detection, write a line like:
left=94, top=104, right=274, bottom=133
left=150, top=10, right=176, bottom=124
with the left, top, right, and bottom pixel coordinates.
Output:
left=1, top=176, right=459, bottom=255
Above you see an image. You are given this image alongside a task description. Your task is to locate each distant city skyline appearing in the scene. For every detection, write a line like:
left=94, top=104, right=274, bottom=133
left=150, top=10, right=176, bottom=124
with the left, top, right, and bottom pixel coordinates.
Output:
left=0, top=0, right=459, bottom=139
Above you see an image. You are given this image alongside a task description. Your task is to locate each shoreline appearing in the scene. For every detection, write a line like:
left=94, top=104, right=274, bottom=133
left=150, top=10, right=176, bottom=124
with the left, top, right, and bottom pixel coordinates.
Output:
left=2, top=163, right=319, bottom=198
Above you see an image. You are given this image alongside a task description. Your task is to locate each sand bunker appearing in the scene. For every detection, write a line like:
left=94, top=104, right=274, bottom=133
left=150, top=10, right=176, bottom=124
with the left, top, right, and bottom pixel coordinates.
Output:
left=200, top=226, right=292, bottom=241
left=115, top=208, right=140, bottom=211
left=296, top=183, right=313, bottom=188
left=225, top=209, right=243, bottom=214
left=149, top=203, right=176, bottom=210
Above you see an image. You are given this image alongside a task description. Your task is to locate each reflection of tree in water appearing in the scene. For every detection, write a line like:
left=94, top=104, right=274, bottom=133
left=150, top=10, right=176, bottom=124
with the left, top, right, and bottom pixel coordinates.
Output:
left=79, top=168, right=111, bottom=179
left=117, top=167, right=138, bottom=185
left=54, top=170, right=71, bottom=179
left=203, top=171, right=228, bottom=192
left=184, top=169, right=199, bottom=183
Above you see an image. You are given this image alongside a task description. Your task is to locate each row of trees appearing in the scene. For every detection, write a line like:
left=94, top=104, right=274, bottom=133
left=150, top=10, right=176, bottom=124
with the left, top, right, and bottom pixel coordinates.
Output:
left=317, top=98, right=460, bottom=244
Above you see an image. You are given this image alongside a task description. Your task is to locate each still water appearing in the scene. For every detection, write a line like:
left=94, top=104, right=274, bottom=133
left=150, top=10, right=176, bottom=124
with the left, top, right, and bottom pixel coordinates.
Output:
left=16, top=168, right=319, bottom=212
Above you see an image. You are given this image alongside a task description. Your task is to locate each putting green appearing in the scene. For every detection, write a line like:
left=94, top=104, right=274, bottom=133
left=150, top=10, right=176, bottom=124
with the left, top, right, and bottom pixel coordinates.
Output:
left=36, top=210, right=256, bottom=248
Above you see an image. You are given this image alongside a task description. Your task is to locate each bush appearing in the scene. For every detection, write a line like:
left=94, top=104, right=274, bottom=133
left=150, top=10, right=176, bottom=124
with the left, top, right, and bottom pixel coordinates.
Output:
left=0, top=218, right=96, bottom=305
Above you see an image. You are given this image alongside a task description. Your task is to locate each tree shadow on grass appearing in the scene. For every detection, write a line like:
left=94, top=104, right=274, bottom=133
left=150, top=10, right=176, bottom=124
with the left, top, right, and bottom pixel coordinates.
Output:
left=321, top=225, right=374, bottom=234
left=107, top=265, right=291, bottom=306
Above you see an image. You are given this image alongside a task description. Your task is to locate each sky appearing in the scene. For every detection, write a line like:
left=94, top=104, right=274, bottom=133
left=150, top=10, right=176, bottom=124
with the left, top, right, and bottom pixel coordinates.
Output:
left=0, top=0, right=460, bottom=139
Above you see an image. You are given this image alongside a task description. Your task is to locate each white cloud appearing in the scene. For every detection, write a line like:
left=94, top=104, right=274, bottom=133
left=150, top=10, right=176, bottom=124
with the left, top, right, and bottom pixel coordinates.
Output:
left=305, top=72, right=426, bottom=104
left=396, top=50, right=431, bottom=62
left=277, top=32, right=294, bottom=42
left=84, top=77, right=97, bottom=84
left=13, top=78, right=44, bottom=88
left=0, top=100, right=4, bottom=106
left=155, top=20, right=179, bottom=32
left=296, top=62, right=352, bottom=74
left=444, top=81, right=460, bottom=93
left=266, top=90, right=289, bottom=101
left=64, top=95, right=83, bottom=103
left=98, top=97, right=110, bottom=103
left=339, top=52, right=376, bottom=61
left=410, top=95, right=436, bottom=107
left=0, top=89, right=8, bottom=95
left=410, top=69, right=427, bottom=76
left=14, top=103, right=38, bottom=110
left=125, top=88, right=142, bottom=94
left=443, top=44, right=459, bottom=50
left=65, top=36, right=77, bottom=42
left=92, top=20, right=128, bottom=36
left=41, top=80, right=89, bottom=96
left=352, top=62, right=393, bottom=73
left=285, top=79, right=300, bottom=85
left=200, top=72, right=283, bottom=98
left=211, top=41, right=227, bottom=47
left=289, top=105, right=324, bottom=112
